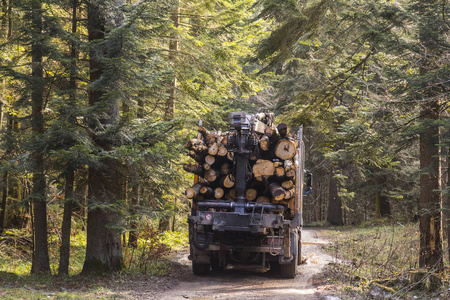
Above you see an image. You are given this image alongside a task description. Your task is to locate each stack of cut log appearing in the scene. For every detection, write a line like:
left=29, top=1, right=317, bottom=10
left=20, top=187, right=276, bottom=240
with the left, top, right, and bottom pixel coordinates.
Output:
left=184, top=118, right=298, bottom=212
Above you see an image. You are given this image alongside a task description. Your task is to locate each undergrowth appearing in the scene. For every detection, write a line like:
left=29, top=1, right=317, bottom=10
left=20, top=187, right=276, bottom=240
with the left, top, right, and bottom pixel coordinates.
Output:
left=0, top=220, right=189, bottom=299
left=324, top=221, right=450, bottom=299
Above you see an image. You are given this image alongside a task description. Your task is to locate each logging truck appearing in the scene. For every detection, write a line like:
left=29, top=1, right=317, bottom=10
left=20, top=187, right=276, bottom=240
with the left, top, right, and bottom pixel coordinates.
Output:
left=184, top=112, right=310, bottom=278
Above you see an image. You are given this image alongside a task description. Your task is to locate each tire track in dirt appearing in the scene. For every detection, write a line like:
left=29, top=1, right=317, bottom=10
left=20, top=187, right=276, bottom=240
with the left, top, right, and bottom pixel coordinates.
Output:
left=158, top=228, right=335, bottom=300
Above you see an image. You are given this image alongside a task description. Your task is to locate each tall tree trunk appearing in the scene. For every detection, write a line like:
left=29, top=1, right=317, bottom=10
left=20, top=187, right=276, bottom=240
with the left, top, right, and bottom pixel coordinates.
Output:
left=58, top=0, right=78, bottom=275
left=158, top=218, right=171, bottom=232
left=0, top=171, right=7, bottom=234
left=164, top=5, right=179, bottom=121
left=416, top=0, right=444, bottom=271
left=82, top=0, right=124, bottom=274
left=418, top=100, right=443, bottom=270
left=0, top=110, right=9, bottom=234
left=7, top=0, right=11, bottom=38
left=83, top=158, right=123, bottom=273
left=128, top=181, right=139, bottom=247
left=58, top=169, right=74, bottom=275
left=1, top=0, right=7, bottom=36
left=0, top=101, right=3, bottom=128
left=375, top=173, right=391, bottom=218
left=447, top=145, right=450, bottom=263
left=128, top=100, right=144, bottom=246
left=163, top=8, right=179, bottom=227
left=327, top=172, right=343, bottom=226
left=30, top=0, right=50, bottom=274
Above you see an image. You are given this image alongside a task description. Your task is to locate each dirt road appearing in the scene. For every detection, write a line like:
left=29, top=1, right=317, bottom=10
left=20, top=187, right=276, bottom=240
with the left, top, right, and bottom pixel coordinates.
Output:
left=159, top=228, right=335, bottom=300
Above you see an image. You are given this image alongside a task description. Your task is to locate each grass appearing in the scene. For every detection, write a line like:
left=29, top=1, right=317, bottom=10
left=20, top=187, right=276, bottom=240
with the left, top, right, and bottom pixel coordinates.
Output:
left=0, top=222, right=189, bottom=299
left=323, top=221, right=450, bottom=299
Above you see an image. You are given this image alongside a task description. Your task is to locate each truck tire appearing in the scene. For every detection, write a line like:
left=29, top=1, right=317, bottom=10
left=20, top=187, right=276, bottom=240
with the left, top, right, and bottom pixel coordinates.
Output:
left=192, top=262, right=210, bottom=276
left=279, top=255, right=297, bottom=279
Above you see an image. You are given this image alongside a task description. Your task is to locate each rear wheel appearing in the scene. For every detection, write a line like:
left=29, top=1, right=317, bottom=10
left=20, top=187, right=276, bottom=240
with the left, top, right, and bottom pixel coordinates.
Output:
left=192, top=262, right=210, bottom=276
left=279, top=255, right=297, bottom=279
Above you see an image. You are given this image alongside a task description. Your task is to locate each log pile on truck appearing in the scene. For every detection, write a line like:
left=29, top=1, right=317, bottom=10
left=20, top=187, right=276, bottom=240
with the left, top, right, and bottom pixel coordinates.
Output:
left=184, top=111, right=308, bottom=278
left=184, top=113, right=298, bottom=216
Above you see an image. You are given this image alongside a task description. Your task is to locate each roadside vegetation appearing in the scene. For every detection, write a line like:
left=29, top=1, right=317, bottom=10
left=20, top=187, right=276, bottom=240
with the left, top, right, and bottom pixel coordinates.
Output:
left=324, top=221, right=450, bottom=299
left=0, top=217, right=188, bottom=299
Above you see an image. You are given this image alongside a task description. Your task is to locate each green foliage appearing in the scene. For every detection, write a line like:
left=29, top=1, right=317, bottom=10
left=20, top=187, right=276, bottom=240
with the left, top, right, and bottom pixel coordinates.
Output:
left=326, top=222, right=420, bottom=280
left=160, top=230, right=188, bottom=251
left=122, top=223, right=171, bottom=274
left=325, top=223, right=449, bottom=298
left=0, top=229, right=33, bottom=275
left=0, top=218, right=87, bottom=276
left=249, top=0, right=447, bottom=224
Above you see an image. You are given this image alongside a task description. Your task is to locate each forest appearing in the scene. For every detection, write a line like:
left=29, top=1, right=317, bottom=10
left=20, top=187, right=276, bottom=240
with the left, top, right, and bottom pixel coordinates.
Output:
left=0, top=0, right=449, bottom=296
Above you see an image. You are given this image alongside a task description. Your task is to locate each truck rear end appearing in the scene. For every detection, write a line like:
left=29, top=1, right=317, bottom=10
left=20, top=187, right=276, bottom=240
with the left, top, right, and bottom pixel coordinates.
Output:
left=184, top=112, right=307, bottom=278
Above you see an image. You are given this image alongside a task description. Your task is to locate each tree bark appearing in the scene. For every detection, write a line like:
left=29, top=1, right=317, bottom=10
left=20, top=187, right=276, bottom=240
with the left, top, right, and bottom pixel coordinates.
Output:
left=0, top=113, right=10, bottom=234
left=0, top=171, right=7, bottom=234
left=375, top=173, right=391, bottom=218
left=327, top=173, right=343, bottom=226
left=83, top=158, right=124, bottom=273
left=418, top=101, right=443, bottom=270
left=183, top=164, right=204, bottom=177
left=58, top=0, right=78, bottom=275
left=1, top=0, right=7, bottom=37
left=164, top=5, right=179, bottom=121
left=6, top=0, right=11, bottom=38
left=200, top=186, right=214, bottom=197
left=30, top=0, right=50, bottom=274
left=415, top=0, right=444, bottom=272
left=128, top=181, right=139, bottom=248
left=58, top=169, right=74, bottom=275
left=269, top=182, right=285, bottom=201
left=447, top=144, right=450, bottom=263
left=82, top=0, right=124, bottom=274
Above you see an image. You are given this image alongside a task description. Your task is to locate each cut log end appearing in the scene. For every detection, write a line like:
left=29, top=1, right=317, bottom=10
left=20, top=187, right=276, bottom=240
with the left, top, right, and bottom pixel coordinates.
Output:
left=208, top=143, right=219, bottom=156
left=246, top=188, right=258, bottom=201
left=217, top=146, right=228, bottom=157
left=256, top=196, right=270, bottom=203
left=259, top=135, right=270, bottom=151
left=275, top=139, right=296, bottom=160
left=252, top=159, right=275, bottom=178
left=214, top=187, right=224, bottom=199
left=204, top=168, right=220, bottom=182
left=185, top=183, right=202, bottom=199
left=221, top=174, right=235, bottom=189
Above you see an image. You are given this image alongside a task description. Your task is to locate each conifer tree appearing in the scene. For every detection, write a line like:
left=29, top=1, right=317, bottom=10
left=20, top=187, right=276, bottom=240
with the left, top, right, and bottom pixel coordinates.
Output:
left=82, top=0, right=125, bottom=273
left=412, top=0, right=447, bottom=271
left=58, top=0, right=81, bottom=275
left=28, top=0, right=50, bottom=274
